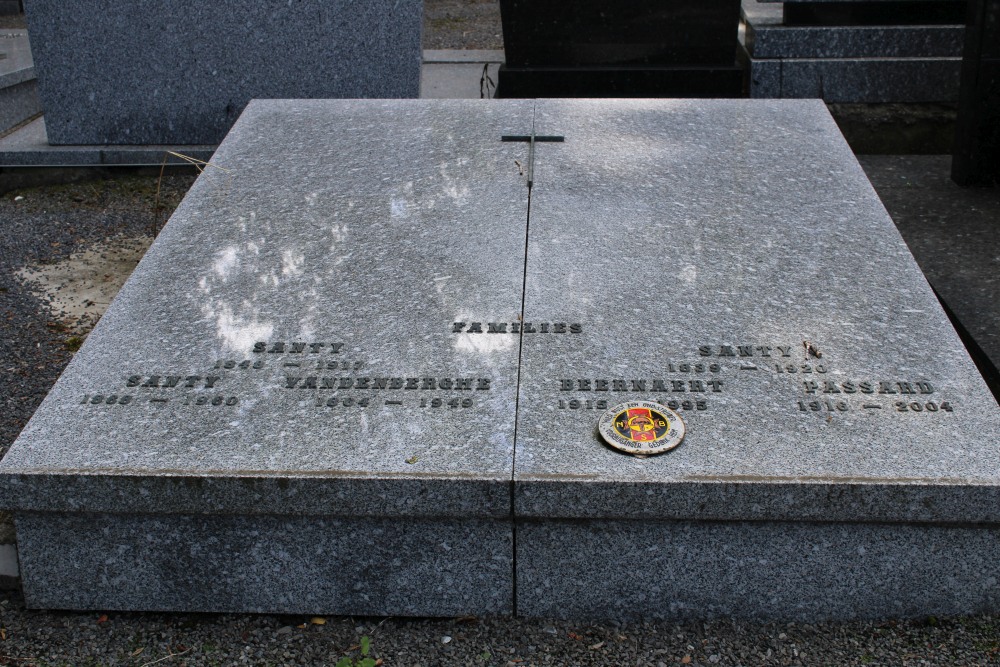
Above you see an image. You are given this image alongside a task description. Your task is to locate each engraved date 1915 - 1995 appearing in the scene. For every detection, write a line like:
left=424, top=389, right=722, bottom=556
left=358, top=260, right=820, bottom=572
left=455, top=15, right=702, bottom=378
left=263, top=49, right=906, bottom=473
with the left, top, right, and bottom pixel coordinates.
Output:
left=558, top=398, right=707, bottom=411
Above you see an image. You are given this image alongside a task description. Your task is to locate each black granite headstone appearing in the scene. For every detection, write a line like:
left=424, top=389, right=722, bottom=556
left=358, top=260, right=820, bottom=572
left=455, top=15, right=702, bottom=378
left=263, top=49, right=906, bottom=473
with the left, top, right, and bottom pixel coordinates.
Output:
left=495, top=0, right=745, bottom=98
left=782, top=1, right=966, bottom=26
left=952, top=0, right=1000, bottom=186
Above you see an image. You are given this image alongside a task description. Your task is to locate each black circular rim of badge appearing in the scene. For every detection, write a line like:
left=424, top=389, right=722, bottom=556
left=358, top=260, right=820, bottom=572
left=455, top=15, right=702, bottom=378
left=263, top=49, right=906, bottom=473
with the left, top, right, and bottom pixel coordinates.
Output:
left=597, top=400, right=685, bottom=457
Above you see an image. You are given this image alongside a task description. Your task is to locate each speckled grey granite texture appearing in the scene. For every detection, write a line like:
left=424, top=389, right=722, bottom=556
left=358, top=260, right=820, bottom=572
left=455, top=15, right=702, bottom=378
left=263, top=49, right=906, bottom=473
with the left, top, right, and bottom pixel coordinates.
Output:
left=517, top=520, right=1000, bottom=620
left=0, top=118, right=216, bottom=167
left=0, top=81, right=38, bottom=135
left=745, top=22, right=965, bottom=59
left=1, top=99, right=532, bottom=614
left=5, top=100, right=1000, bottom=619
left=17, top=512, right=512, bottom=615
left=0, top=30, right=38, bottom=134
left=22, top=0, right=423, bottom=145
left=515, top=99, right=999, bottom=511
left=747, top=56, right=961, bottom=101
left=742, top=0, right=965, bottom=101
left=2, top=99, right=530, bottom=511
left=0, top=31, right=33, bottom=89
left=513, top=99, right=1000, bottom=618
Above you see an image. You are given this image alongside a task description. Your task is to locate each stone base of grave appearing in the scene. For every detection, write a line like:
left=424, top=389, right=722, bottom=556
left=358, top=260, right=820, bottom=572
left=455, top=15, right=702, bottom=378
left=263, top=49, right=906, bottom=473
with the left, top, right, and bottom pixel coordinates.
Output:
left=743, top=0, right=965, bottom=102
left=516, top=520, right=1000, bottom=620
left=16, top=513, right=512, bottom=615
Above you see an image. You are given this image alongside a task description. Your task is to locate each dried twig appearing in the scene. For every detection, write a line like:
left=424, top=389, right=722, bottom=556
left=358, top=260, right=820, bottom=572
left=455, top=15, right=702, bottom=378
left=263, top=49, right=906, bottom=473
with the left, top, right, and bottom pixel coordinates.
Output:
left=139, top=647, right=190, bottom=667
left=152, top=151, right=232, bottom=237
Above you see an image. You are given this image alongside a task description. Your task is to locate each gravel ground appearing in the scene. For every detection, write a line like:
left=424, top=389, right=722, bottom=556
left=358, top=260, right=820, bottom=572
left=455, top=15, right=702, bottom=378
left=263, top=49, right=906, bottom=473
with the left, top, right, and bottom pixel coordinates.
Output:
left=423, top=0, right=503, bottom=50
left=0, top=174, right=194, bottom=460
left=0, top=586, right=998, bottom=667
left=0, top=14, right=26, bottom=30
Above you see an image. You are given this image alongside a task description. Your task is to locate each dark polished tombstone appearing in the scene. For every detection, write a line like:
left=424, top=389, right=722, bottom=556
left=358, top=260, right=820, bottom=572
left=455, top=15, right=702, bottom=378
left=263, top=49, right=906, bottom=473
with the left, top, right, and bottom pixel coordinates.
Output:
left=781, top=0, right=966, bottom=26
left=952, top=0, right=1000, bottom=186
left=495, top=0, right=745, bottom=98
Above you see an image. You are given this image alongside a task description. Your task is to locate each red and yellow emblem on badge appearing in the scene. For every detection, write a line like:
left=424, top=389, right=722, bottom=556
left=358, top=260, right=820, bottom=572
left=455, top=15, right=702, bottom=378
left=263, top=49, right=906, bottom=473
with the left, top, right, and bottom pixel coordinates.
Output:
left=598, top=400, right=685, bottom=456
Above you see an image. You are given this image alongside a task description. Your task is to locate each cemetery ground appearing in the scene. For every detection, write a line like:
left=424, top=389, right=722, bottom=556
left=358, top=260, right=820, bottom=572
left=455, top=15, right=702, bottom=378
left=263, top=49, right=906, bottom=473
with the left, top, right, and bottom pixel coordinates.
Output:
left=0, top=4, right=999, bottom=667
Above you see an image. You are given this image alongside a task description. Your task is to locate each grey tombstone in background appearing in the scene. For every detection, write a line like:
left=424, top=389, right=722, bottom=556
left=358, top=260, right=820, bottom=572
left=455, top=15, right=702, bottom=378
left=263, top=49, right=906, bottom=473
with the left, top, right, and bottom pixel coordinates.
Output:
left=0, top=30, right=39, bottom=136
left=22, top=0, right=422, bottom=145
left=1, top=99, right=999, bottom=619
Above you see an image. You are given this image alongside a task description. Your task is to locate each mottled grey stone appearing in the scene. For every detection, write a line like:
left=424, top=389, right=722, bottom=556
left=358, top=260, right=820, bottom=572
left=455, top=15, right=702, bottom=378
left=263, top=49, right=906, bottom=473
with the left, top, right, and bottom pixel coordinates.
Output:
left=511, top=99, right=1000, bottom=619
left=2, top=99, right=530, bottom=515
left=744, top=52, right=962, bottom=102
left=1, top=99, right=531, bottom=614
left=741, top=0, right=965, bottom=102
left=747, top=56, right=782, bottom=98
left=517, top=520, right=1000, bottom=620
left=0, top=81, right=38, bottom=135
left=0, top=31, right=38, bottom=133
left=0, top=117, right=216, bottom=167
left=514, top=99, right=1000, bottom=525
left=779, top=57, right=961, bottom=102
left=0, top=30, right=33, bottom=89
left=744, top=21, right=965, bottom=59
left=859, top=155, right=1000, bottom=386
left=18, top=512, right=512, bottom=615
left=23, top=0, right=423, bottom=145
left=5, top=100, right=1000, bottom=619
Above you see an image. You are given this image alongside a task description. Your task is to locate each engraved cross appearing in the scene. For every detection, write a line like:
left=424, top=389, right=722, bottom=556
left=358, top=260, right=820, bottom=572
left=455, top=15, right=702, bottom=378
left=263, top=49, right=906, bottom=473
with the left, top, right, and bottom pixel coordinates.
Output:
left=501, top=130, right=564, bottom=189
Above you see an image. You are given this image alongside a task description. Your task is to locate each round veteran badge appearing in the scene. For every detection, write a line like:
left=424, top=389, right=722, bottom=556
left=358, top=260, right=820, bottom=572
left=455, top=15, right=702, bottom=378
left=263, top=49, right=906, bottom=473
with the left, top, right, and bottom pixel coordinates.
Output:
left=597, top=400, right=685, bottom=457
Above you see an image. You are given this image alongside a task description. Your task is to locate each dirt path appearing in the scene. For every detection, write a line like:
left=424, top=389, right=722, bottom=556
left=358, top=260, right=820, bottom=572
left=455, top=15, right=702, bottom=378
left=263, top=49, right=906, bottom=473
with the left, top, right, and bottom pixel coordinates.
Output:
left=424, top=0, right=503, bottom=50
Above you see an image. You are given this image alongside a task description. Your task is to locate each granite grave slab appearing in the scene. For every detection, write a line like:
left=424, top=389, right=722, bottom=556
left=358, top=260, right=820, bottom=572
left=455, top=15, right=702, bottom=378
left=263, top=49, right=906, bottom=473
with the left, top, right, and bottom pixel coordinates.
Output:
left=512, top=99, right=1000, bottom=620
left=0, top=99, right=533, bottom=615
left=23, top=0, right=423, bottom=145
left=2, top=99, right=999, bottom=619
